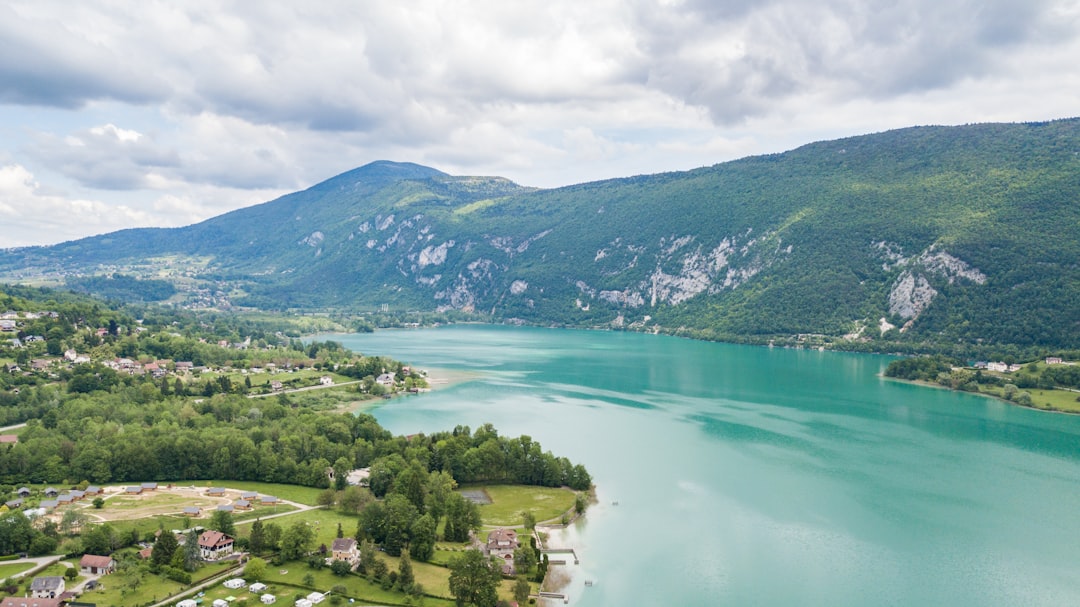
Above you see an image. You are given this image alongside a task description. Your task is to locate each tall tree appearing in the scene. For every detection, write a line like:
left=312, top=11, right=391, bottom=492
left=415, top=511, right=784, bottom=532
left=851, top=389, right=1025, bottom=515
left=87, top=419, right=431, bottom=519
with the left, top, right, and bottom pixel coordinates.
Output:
left=397, top=548, right=415, bottom=590
left=248, top=519, right=266, bottom=554
left=448, top=549, right=500, bottom=607
left=280, top=520, right=315, bottom=561
left=209, top=509, right=236, bottom=536
left=151, top=531, right=179, bottom=568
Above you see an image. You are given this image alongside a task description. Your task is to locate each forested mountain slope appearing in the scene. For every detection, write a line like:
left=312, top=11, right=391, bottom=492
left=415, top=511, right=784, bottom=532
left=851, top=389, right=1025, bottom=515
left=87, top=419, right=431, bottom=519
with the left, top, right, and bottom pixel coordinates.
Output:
left=2, top=120, right=1078, bottom=352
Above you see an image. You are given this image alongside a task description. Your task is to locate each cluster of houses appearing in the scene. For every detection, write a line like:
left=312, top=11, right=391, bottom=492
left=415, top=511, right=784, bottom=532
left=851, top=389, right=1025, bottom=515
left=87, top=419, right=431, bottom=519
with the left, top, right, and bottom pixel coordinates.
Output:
left=973, top=357, right=1074, bottom=373
left=484, top=528, right=521, bottom=575
left=0, top=555, right=115, bottom=607
left=2, top=486, right=104, bottom=516
left=176, top=579, right=279, bottom=606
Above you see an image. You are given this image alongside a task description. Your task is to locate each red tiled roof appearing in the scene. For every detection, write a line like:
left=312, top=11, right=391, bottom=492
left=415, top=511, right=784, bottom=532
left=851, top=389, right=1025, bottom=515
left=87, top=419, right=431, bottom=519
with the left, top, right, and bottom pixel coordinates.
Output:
left=79, top=554, right=114, bottom=569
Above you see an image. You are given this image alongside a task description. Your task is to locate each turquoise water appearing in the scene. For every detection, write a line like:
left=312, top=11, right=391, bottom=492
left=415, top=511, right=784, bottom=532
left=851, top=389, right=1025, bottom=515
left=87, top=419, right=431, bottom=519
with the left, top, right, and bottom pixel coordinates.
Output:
left=326, top=325, right=1080, bottom=606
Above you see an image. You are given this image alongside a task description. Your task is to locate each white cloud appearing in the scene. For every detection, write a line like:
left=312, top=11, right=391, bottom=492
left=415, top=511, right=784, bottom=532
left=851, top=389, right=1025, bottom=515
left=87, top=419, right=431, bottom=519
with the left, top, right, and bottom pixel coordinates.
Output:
left=0, top=0, right=1076, bottom=245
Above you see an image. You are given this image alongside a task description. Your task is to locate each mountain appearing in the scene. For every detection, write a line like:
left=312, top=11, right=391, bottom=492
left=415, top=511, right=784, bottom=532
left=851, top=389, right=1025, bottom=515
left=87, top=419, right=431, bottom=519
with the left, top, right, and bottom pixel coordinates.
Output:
left=3, top=121, right=1079, bottom=353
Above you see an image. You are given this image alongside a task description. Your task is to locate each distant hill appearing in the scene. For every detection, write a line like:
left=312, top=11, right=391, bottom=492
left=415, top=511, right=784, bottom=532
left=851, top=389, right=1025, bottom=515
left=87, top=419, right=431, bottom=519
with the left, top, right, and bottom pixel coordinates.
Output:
left=3, top=121, right=1079, bottom=354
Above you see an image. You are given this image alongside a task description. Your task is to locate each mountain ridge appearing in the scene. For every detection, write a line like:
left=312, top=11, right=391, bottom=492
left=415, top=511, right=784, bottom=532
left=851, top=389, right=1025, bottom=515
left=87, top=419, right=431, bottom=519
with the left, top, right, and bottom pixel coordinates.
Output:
left=2, top=119, right=1078, bottom=353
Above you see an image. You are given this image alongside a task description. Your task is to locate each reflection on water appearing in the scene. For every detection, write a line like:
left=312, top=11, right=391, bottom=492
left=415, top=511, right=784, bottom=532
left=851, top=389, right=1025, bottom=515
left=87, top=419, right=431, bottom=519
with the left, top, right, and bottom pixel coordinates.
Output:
left=321, top=325, right=1080, bottom=607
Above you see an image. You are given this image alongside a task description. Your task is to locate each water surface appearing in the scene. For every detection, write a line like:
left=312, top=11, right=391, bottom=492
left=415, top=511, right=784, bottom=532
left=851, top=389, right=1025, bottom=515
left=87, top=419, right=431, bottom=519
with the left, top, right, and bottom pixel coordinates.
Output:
left=325, top=325, right=1080, bottom=606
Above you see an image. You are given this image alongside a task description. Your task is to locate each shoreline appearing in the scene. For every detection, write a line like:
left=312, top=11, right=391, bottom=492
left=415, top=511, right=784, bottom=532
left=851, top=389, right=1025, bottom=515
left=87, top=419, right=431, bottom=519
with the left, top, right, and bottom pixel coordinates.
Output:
left=338, top=366, right=484, bottom=415
left=880, top=374, right=1080, bottom=415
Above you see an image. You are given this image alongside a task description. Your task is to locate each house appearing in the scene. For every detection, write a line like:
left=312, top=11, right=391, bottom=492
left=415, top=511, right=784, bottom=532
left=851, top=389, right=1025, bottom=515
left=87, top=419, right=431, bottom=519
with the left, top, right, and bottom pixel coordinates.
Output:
left=126, top=486, right=143, bottom=495
left=295, top=600, right=313, bottom=607
left=249, top=582, right=267, bottom=592
left=223, top=578, right=246, bottom=589
left=198, top=530, right=235, bottom=560
left=141, top=482, right=158, bottom=491
left=138, top=546, right=153, bottom=559
left=1008, top=364, right=1023, bottom=373
left=39, top=500, right=58, bottom=511
left=331, top=537, right=359, bottom=565
left=56, top=494, right=73, bottom=505
left=319, top=376, right=333, bottom=386
left=183, top=506, right=202, bottom=516
left=376, top=372, right=395, bottom=386
left=177, top=600, right=198, bottom=607
left=176, top=362, right=194, bottom=372
left=259, top=495, right=279, bottom=505
left=84, top=486, right=102, bottom=496
left=0, top=598, right=62, bottom=607
left=270, top=380, right=284, bottom=392
left=5, top=499, right=22, bottom=509
left=69, top=490, right=85, bottom=501
left=206, top=487, right=226, bottom=496
left=213, top=600, right=229, bottom=607
left=43, top=488, right=58, bottom=497
left=234, top=500, right=251, bottom=510
left=30, top=359, right=50, bottom=371
left=80, top=554, right=115, bottom=575
left=260, top=594, right=276, bottom=604
left=307, top=591, right=326, bottom=604
left=216, top=504, right=234, bottom=513
left=0, top=320, right=17, bottom=331
left=1046, top=357, right=1064, bottom=365
left=241, top=491, right=258, bottom=500
left=0, top=435, right=18, bottom=444
left=16, top=487, right=30, bottom=497
left=986, top=362, right=1009, bottom=372
left=485, top=528, right=520, bottom=575
left=29, top=576, right=64, bottom=598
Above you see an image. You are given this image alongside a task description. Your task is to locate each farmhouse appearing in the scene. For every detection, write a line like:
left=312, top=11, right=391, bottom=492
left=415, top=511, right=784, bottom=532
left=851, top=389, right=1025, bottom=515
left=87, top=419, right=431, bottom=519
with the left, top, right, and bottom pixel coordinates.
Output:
left=331, top=537, right=359, bottom=565
left=80, top=554, right=115, bottom=575
left=29, top=576, right=64, bottom=599
left=198, top=530, right=235, bottom=560
left=485, top=528, right=520, bottom=575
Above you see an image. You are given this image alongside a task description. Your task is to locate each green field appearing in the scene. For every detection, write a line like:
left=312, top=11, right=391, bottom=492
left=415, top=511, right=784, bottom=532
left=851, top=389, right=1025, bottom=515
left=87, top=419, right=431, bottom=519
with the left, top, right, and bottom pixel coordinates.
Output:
left=979, top=385, right=1080, bottom=414
left=475, top=484, right=579, bottom=526
left=81, top=560, right=237, bottom=607
left=0, top=561, right=36, bottom=578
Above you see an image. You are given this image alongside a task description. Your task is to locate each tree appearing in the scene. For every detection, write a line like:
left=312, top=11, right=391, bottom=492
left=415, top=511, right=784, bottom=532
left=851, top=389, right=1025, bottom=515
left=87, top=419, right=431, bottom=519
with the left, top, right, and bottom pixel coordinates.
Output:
left=513, top=546, right=536, bottom=573
left=151, top=530, right=179, bottom=568
left=182, top=529, right=201, bottom=572
left=245, top=557, right=267, bottom=582
left=281, top=521, right=316, bottom=561
left=338, top=485, right=372, bottom=515
left=249, top=519, right=266, bottom=554
left=513, top=576, right=531, bottom=605
left=333, top=456, right=351, bottom=491
left=448, top=549, right=501, bottom=607
left=444, top=493, right=481, bottom=543
left=397, top=548, right=415, bottom=591
left=64, top=567, right=79, bottom=581
left=330, top=559, right=352, bottom=576
left=210, top=509, right=236, bottom=536
left=92, top=497, right=105, bottom=509
left=357, top=540, right=379, bottom=575
left=521, top=511, right=536, bottom=532
left=409, top=514, right=437, bottom=562
left=316, top=488, right=337, bottom=509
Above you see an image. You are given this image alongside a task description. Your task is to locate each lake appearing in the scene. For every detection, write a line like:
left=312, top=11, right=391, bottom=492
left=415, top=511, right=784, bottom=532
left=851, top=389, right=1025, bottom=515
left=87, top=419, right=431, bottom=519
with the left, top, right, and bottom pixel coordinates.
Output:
left=324, top=325, right=1080, bottom=606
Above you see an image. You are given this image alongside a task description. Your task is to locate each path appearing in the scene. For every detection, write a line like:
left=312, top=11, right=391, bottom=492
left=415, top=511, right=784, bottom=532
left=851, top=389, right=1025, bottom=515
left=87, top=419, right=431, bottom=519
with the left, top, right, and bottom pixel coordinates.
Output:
left=248, top=380, right=361, bottom=398
left=0, top=422, right=26, bottom=433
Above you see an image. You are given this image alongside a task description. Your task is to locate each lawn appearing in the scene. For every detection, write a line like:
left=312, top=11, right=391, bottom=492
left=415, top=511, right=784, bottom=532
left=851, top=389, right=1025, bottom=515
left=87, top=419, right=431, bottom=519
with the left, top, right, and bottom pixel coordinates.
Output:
left=79, top=560, right=236, bottom=607
left=473, top=485, right=578, bottom=527
left=236, top=507, right=359, bottom=549
left=257, top=563, right=457, bottom=607
left=980, top=385, right=1080, bottom=413
left=0, top=561, right=35, bottom=579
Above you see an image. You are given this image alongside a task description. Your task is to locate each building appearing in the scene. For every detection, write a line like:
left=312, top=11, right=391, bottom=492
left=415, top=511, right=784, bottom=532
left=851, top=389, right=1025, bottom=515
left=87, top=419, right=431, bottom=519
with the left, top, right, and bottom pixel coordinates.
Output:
left=29, top=576, right=65, bottom=599
left=1046, top=357, right=1064, bottom=365
left=80, top=554, right=115, bottom=575
left=331, top=537, right=359, bottom=565
left=0, top=435, right=18, bottom=445
left=485, top=528, right=520, bottom=575
left=198, top=530, right=235, bottom=560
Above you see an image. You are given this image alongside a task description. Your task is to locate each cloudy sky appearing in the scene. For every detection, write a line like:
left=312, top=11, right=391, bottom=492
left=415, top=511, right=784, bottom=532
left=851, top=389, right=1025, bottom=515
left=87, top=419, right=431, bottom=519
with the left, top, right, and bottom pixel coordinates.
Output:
left=1, top=0, right=1077, bottom=247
